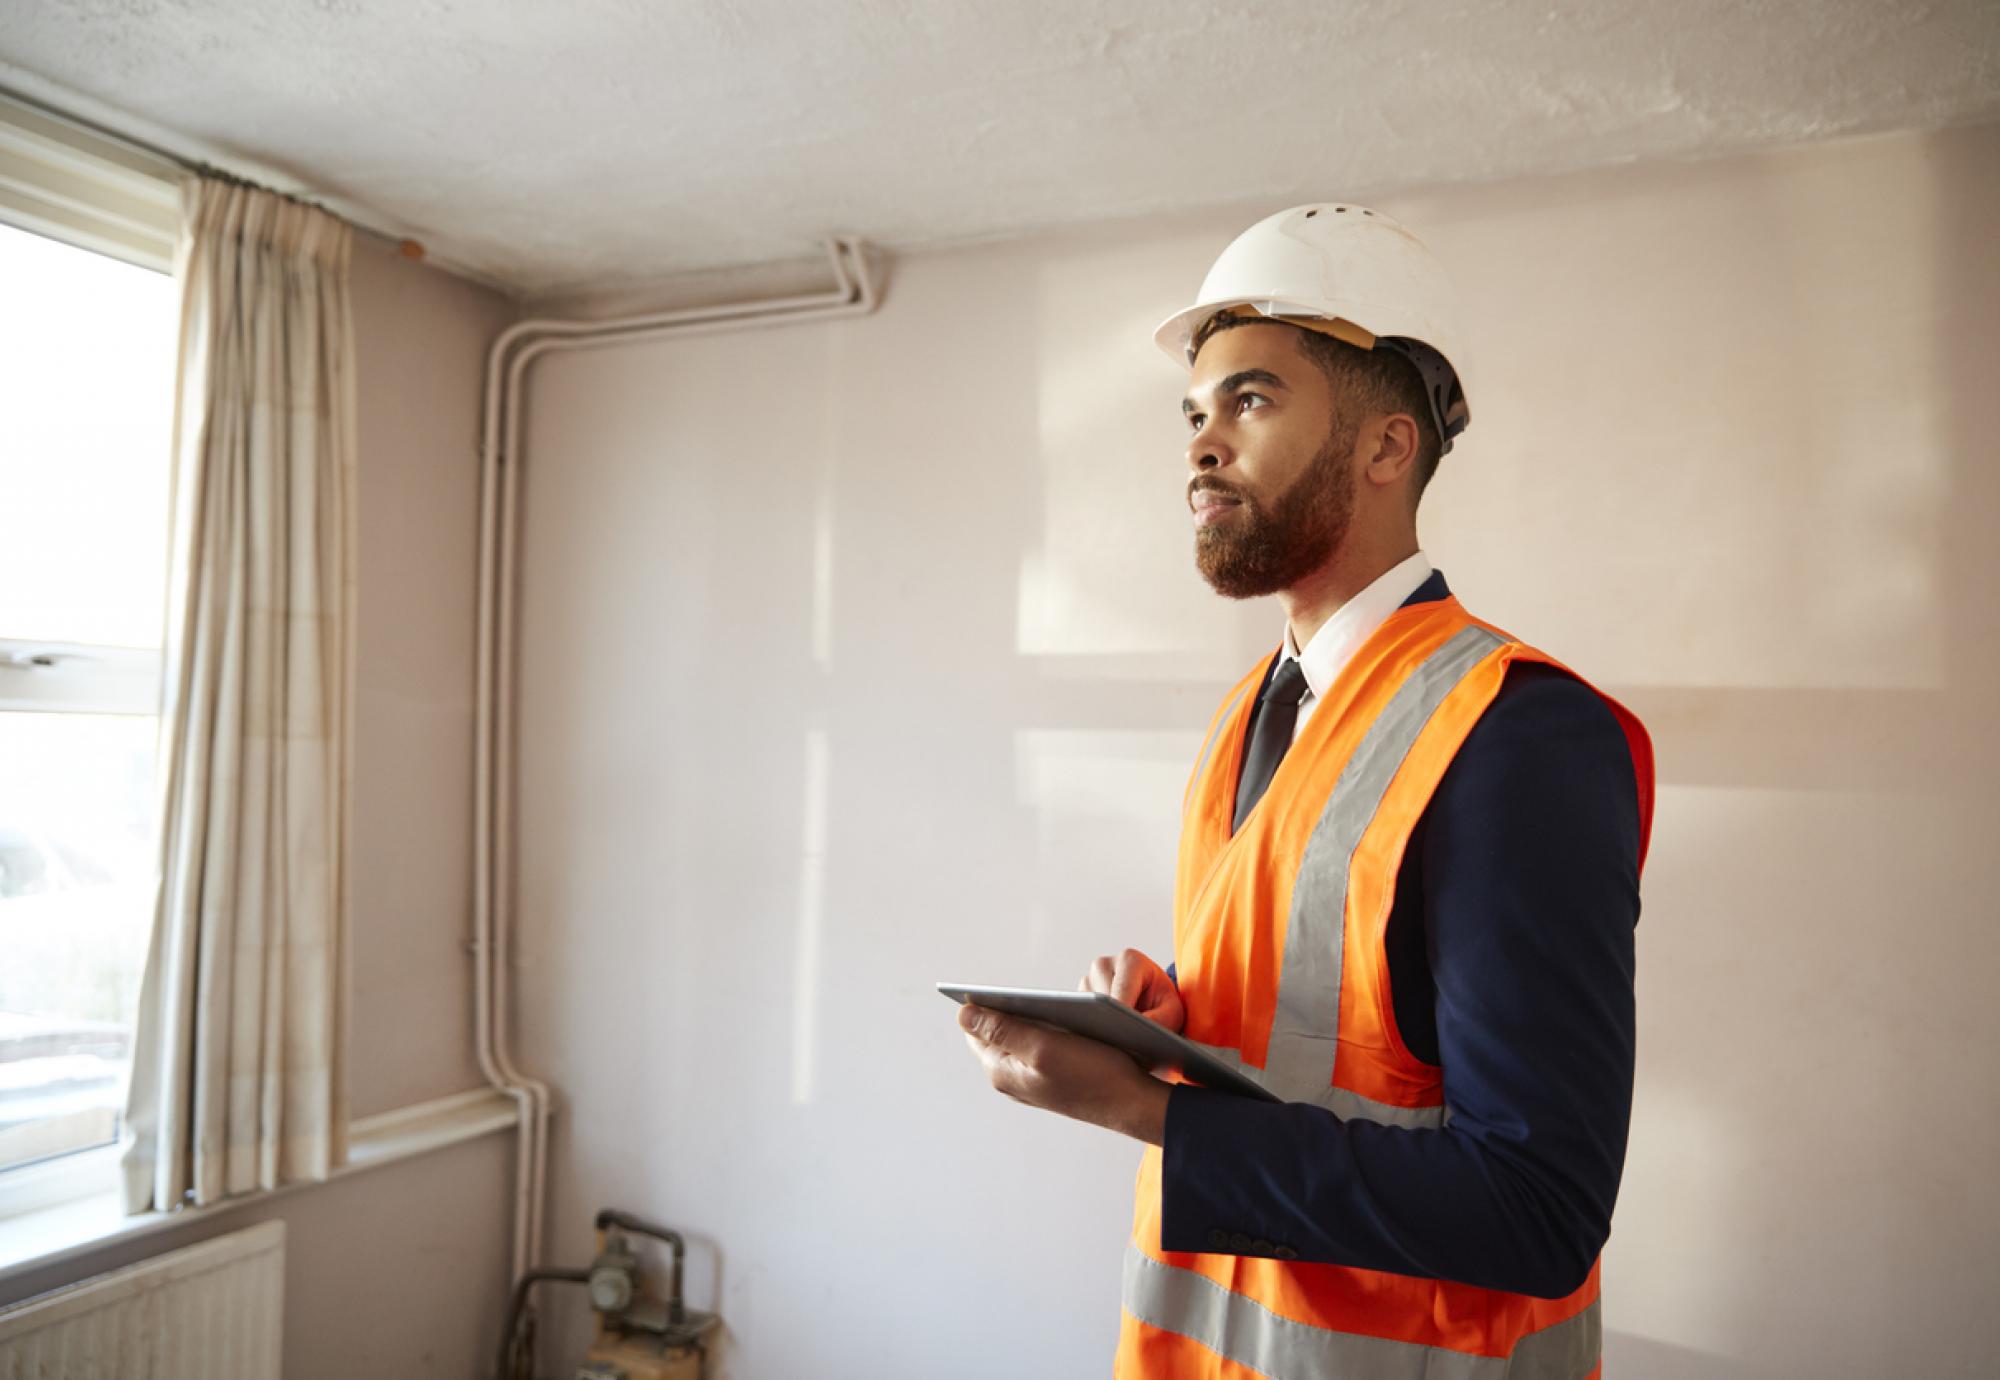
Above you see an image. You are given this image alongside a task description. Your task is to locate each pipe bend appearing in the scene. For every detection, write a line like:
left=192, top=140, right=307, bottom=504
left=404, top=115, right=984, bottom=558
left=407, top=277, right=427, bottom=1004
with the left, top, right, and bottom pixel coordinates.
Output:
left=475, top=237, right=880, bottom=1283
left=595, top=1207, right=687, bottom=1253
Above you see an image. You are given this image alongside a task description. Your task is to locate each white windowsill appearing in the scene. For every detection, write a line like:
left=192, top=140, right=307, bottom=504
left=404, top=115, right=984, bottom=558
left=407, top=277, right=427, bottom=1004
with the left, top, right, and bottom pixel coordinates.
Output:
left=0, top=1087, right=517, bottom=1287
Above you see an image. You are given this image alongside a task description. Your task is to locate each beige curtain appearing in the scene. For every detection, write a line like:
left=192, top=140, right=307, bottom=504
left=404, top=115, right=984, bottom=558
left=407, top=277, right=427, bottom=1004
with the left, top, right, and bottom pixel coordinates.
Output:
left=121, top=175, right=356, bottom=1213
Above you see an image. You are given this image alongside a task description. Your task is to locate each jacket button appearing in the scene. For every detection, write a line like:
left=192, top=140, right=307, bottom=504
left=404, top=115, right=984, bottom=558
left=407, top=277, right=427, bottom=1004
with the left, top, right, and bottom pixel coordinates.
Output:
left=1229, top=1233, right=1253, bottom=1253
left=1207, top=1229, right=1229, bottom=1250
left=1252, top=1239, right=1276, bottom=1254
left=1274, top=1245, right=1299, bottom=1261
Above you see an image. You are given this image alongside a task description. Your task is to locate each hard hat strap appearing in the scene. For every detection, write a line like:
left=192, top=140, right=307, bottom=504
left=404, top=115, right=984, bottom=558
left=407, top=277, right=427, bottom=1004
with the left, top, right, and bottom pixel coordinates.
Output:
left=1375, top=337, right=1470, bottom=454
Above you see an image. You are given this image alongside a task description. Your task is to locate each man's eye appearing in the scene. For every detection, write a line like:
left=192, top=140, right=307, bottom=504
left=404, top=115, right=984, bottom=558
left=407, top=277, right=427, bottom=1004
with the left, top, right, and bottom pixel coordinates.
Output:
left=1237, top=393, right=1266, bottom=414
left=1186, top=414, right=1205, bottom=432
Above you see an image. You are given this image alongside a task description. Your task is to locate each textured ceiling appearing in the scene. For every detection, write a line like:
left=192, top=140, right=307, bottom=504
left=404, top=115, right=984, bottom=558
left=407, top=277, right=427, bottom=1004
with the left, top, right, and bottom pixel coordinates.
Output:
left=3, top=0, right=1997, bottom=298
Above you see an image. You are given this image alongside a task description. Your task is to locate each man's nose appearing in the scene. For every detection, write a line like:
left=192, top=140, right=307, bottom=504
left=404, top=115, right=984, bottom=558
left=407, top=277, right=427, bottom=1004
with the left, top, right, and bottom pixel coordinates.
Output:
left=1186, top=424, right=1230, bottom=473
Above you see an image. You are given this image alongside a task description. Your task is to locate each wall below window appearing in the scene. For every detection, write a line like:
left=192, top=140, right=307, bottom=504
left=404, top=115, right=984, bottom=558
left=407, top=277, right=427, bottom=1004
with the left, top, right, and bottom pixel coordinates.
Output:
left=511, top=122, right=2000, bottom=1377
left=0, top=1134, right=511, bottom=1377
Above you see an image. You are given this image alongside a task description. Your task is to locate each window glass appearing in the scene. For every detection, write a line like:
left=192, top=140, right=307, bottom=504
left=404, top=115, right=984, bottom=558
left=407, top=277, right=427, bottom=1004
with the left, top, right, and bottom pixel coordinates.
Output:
left=0, top=220, right=174, bottom=1177
left=0, top=220, right=175, bottom=647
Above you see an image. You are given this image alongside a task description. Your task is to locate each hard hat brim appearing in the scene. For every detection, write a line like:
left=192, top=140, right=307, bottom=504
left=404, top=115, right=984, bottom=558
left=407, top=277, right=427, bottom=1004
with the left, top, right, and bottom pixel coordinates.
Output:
left=1153, top=299, right=1348, bottom=367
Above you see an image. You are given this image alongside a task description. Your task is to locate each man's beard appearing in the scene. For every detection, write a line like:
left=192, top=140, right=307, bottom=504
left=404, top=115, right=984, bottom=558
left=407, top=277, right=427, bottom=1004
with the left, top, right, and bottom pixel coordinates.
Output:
left=1192, top=435, right=1354, bottom=599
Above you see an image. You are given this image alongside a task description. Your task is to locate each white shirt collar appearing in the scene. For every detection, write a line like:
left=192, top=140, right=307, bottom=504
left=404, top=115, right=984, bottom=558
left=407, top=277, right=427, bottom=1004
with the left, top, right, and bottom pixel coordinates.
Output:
left=1279, top=551, right=1435, bottom=702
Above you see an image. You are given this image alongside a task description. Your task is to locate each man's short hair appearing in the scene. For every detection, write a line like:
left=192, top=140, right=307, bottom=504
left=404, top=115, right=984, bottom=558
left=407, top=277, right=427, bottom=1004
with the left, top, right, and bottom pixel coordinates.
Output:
left=1192, top=315, right=1443, bottom=503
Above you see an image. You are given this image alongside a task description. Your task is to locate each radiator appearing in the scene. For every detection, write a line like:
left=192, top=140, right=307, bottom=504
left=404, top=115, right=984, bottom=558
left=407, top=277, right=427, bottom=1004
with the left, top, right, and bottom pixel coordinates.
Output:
left=0, top=1219, right=285, bottom=1380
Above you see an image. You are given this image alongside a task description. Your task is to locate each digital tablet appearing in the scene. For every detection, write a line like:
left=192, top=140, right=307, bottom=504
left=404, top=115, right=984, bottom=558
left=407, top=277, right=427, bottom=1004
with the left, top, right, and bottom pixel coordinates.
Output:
left=939, top=982, right=1280, bottom=1103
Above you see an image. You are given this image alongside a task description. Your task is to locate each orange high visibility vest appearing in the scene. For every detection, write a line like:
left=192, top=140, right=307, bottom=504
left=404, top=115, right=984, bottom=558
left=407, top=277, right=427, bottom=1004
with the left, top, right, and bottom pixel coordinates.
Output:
left=1117, top=595, right=1654, bottom=1380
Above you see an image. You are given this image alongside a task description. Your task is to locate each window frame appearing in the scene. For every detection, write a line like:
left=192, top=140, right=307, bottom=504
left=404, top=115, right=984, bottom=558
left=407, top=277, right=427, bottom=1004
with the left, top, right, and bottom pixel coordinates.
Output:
left=0, top=90, right=180, bottom=1221
left=0, top=640, right=163, bottom=717
left=0, top=89, right=178, bottom=274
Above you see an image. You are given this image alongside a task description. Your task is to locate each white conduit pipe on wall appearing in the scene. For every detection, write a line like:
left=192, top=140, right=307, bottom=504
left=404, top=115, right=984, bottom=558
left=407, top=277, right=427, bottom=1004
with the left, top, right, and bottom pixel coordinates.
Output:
left=475, top=239, right=881, bottom=1283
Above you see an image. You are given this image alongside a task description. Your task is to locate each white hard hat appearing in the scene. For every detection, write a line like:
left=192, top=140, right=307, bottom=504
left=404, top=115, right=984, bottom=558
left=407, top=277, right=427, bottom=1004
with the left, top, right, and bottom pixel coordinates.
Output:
left=1155, top=204, right=1471, bottom=452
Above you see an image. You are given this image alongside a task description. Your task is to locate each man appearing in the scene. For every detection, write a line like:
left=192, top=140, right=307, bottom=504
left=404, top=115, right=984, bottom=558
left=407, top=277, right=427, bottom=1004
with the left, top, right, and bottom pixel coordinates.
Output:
left=957, top=204, right=1654, bottom=1378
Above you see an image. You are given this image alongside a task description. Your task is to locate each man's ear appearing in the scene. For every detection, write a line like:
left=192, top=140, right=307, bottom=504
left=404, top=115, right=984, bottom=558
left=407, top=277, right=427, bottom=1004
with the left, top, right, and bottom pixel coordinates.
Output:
left=1361, top=412, right=1421, bottom=491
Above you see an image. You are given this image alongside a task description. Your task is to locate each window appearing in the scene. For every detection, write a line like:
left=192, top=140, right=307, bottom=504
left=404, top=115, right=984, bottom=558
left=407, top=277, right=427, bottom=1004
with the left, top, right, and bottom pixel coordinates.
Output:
left=0, top=93, right=179, bottom=1211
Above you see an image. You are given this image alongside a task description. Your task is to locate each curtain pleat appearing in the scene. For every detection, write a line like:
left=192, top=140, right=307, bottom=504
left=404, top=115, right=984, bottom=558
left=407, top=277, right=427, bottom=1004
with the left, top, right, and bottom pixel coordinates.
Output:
left=121, top=174, right=354, bottom=1213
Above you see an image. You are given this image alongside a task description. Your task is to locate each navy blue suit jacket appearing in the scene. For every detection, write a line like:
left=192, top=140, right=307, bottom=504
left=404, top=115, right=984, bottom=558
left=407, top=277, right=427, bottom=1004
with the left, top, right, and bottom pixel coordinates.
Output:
left=1160, top=570, right=1643, bottom=1299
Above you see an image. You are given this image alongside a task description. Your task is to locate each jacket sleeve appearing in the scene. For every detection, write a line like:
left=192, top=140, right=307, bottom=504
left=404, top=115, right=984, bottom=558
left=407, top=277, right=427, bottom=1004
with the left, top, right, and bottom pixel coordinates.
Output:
left=1156, top=665, right=1643, bottom=1298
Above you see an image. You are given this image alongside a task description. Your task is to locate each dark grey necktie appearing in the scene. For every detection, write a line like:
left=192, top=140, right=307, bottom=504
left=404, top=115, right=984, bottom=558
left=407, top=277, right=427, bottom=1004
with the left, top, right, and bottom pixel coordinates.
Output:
left=1232, top=657, right=1310, bottom=832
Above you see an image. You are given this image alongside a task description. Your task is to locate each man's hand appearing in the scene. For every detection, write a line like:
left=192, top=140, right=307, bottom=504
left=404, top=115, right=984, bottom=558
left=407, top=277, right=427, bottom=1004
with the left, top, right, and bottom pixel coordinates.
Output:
left=957, top=1003, right=1169, bottom=1145
left=1081, top=948, right=1185, bottom=1034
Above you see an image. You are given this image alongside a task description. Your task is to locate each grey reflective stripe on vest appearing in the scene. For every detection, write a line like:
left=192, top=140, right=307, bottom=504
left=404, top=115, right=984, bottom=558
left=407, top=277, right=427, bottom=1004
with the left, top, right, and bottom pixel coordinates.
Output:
left=1189, top=679, right=1257, bottom=813
left=1124, top=1248, right=1601, bottom=1380
left=1191, top=624, right=1506, bottom=1118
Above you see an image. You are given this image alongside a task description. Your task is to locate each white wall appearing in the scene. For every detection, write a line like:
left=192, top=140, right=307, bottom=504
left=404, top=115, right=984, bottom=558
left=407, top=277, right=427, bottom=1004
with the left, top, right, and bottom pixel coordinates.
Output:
left=514, top=123, right=2000, bottom=1378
